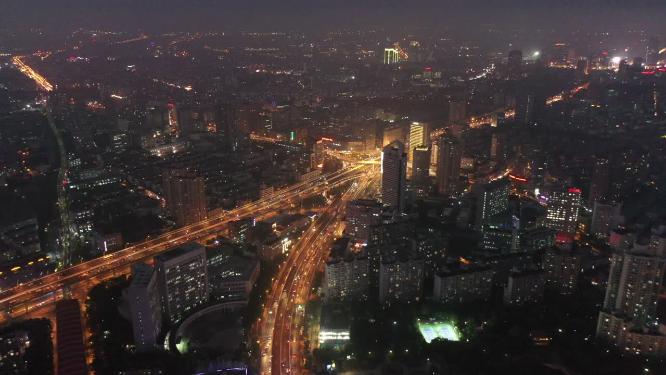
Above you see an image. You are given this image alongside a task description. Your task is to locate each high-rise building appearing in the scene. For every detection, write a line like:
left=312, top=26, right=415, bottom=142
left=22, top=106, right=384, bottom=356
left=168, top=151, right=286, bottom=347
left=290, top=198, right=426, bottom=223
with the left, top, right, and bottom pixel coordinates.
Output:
left=601, top=241, right=666, bottom=327
left=646, top=36, right=660, bottom=66
left=507, top=50, right=523, bottom=80
left=435, top=135, right=462, bottom=196
left=155, top=242, right=209, bottom=323
left=596, top=234, right=666, bottom=356
left=379, top=255, right=424, bottom=305
left=411, top=146, right=431, bottom=186
left=227, top=218, right=255, bottom=244
left=433, top=264, right=494, bottom=303
left=544, top=188, right=581, bottom=234
left=325, top=253, right=370, bottom=302
left=381, top=141, right=407, bottom=213
left=448, top=100, right=467, bottom=123
left=474, top=178, right=511, bottom=230
left=127, top=263, right=162, bottom=352
left=590, top=201, right=623, bottom=239
left=206, top=246, right=260, bottom=302
left=653, top=87, right=662, bottom=118
left=346, top=199, right=382, bottom=244
left=384, top=47, right=403, bottom=65
left=503, top=269, right=545, bottom=305
left=515, top=91, right=538, bottom=124
left=408, top=121, right=430, bottom=161
left=543, top=247, right=582, bottom=294
left=0, top=218, right=42, bottom=262
left=166, top=102, right=179, bottom=137
left=163, top=169, right=208, bottom=227
left=489, top=133, right=505, bottom=166
left=382, top=124, right=404, bottom=147
left=521, top=227, right=556, bottom=252
left=55, top=300, right=88, bottom=375
left=589, top=157, right=610, bottom=205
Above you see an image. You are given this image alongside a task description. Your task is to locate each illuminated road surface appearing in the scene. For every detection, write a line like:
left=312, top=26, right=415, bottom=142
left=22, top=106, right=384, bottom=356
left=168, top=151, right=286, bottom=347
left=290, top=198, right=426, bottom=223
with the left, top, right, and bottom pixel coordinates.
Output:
left=12, top=55, right=54, bottom=91
left=0, top=162, right=374, bottom=324
left=260, top=168, right=379, bottom=375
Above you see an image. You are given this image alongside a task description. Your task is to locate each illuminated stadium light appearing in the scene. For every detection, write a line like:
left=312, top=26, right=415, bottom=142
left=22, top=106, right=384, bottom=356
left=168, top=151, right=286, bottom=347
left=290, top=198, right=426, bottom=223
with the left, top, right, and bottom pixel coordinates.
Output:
left=418, top=320, right=461, bottom=343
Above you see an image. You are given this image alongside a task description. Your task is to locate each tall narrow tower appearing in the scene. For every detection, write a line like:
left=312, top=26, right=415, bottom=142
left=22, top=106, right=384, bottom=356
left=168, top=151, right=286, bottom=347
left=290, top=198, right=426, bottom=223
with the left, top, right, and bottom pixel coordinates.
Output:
left=381, top=141, right=407, bottom=213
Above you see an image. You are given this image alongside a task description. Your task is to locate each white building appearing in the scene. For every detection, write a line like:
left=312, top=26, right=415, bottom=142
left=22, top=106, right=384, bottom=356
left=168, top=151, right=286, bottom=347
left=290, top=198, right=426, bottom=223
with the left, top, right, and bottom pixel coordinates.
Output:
left=596, top=231, right=666, bottom=356
left=155, top=242, right=209, bottom=323
left=544, top=187, right=581, bottom=234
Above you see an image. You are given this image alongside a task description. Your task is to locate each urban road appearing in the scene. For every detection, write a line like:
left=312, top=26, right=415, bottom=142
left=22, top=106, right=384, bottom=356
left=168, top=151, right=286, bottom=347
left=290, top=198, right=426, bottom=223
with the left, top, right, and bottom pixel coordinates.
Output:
left=260, top=168, right=380, bottom=375
left=0, top=163, right=374, bottom=323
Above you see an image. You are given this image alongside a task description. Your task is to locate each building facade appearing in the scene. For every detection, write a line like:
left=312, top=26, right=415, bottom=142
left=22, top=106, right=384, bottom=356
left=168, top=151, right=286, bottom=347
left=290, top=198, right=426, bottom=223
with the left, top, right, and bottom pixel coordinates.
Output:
left=379, top=256, right=424, bottom=304
left=127, top=263, right=163, bottom=352
left=162, top=169, right=208, bottom=226
left=155, top=242, right=209, bottom=323
left=381, top=141, right=407, bottom=213
left=435, top=136, right=462, bottom=196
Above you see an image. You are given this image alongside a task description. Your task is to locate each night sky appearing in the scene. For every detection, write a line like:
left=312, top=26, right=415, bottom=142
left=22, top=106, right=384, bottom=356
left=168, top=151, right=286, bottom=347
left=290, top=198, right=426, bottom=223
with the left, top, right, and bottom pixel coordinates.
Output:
left=3, top=0, right=666, bottom=32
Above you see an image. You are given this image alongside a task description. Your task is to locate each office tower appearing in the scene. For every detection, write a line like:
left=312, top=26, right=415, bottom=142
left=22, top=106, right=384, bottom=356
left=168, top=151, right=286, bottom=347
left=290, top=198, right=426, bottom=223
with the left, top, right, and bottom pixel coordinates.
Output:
left=433, top=264, right=494, bottom=303
left=228, top=218, right=255, bottom=243
left=653, top=87, right=662, bottom=118
left=408, top=121, right=430, bottom=161
left=481, top=226, right=519, bottom=254
left=588, top=157, right=610, bottom=205
left=127, top=263, right=162, bottom=352
left=576, top=58, right=590, bottom=77
left=346, top=199, right=382, bottom=244
left=590, top=201, right=623, bottom=239
left=491, top=111, right=506, bottom=128
left=411, top=146, right=431, bottom=186
left=597, top=236, right=666, bottom=356
left=55, top=300, right=88, bottom=375
left=206, top=246, right=260, bottom=302
left=146, top=106, right=167, bottom=130
left=521, top=227, right=556, bottom=252
left=435, top=135, right=462, bottom=196
left=311, top=137, right=332, bottom=169
left=379, top=255, right=424, bottom=304
left=474, top=178, right=510, bottom=230
left=646, top=36, right=660, bottom=66
left=384, top=47, right=403, bottom=65
left=551, top=43, right=570, bottom=65
left=543, top=247, right=582, bottom=294
left=489, top=133, right=504, bottom=165
left=381, top=141, right=407, bottom=213
left=507, top=50, right=523, bottom=80
left=110, top=132, right=129, bottom=154
left=503, top=269, right=545, bottom=305
left=0, top=218, right=41, bottom=262
left=544, top=188, right=581, bottom=234
left=166, top=102, right=179, bottom=137
left=382, top=124, right=404, bottom=147
left=448, top=100, right=467, bottom=123
left=155, top=242, right=209, bottom=323
left=515, top=91, right=537, bottom=124
left=162, top=169, right=207, bottom=227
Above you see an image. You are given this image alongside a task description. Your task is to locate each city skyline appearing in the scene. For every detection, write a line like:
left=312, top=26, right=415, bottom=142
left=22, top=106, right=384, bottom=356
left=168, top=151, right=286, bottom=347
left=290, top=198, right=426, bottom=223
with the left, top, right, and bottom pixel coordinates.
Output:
left=1, top=4, right=666, bottom=375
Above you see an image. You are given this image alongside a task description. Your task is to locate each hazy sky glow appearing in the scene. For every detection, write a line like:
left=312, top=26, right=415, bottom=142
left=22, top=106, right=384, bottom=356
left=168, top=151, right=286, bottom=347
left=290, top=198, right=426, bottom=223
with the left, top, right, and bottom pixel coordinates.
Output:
left=2, top=0, right=666, bottom=32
